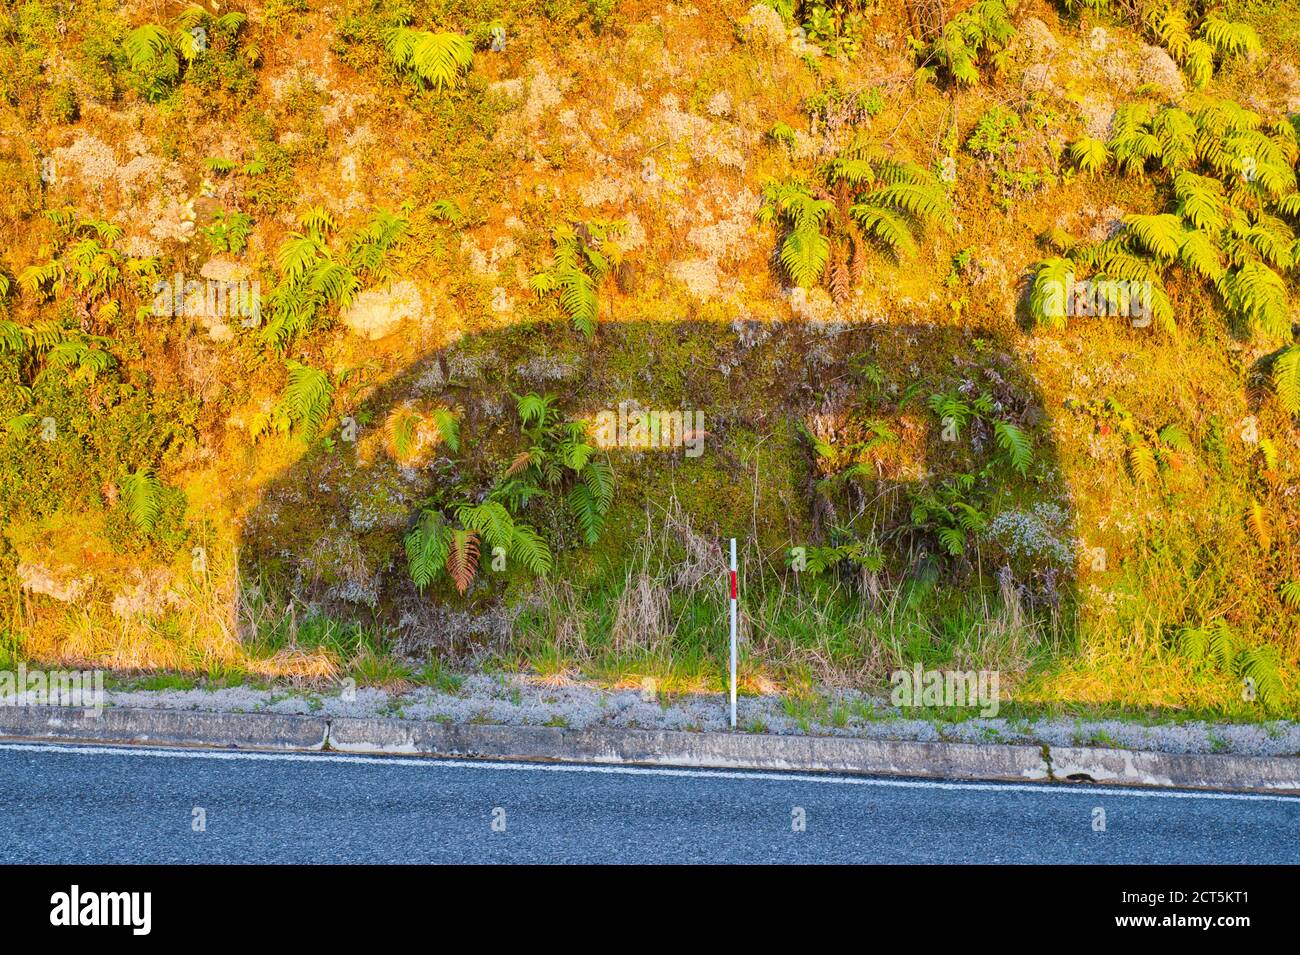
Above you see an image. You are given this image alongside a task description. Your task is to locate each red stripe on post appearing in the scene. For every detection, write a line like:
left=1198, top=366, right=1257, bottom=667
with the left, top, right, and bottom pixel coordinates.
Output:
left=730, top=571, right=737, bottom=600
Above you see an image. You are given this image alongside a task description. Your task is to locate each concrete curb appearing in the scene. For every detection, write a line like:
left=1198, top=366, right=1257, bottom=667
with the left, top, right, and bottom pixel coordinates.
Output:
left=326, top=716, right=1050, bottom=782
left=0, top=705, right=1297, bottom=794
left=0, top=705, right=328, bottom=752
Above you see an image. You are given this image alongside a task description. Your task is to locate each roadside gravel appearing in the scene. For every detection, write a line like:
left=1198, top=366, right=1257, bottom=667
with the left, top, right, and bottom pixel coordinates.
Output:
left=98, top=675, right=1300, bottom=758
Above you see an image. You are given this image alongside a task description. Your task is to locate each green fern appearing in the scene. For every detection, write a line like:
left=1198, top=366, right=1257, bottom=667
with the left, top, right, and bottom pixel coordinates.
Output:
left=1174, top=170, right=1227, bottom=231
left=121, top=468, right=162, bottom=533
left=405, top=509, right=450, bottom=591
left=531, top=222, right=622, bottom=338
left=1221, top=262, right=1290, bottom=339
left=123, top=24, right=174, bottom=71
left=1069, top=137, right=1111, bottom=177
left=383, top=28, right=473, bottom=91
left=458, top=501, right=552, bottom=575
left=925, top=0, right=1016, bottom=87
left=1238, top=646, right=1284, bottom=709
left=993, top=420, right=1033, bottom=475
left=1199, top=14, right=1261, bottom=58
left=760, top=181, right=833, bottom=286
left=1271, top=344, right=1300, bottom=416
left=1028, top=257, right=1074, bottom=329
left=1123, top=213, right=1184, bottom=261
left=272, top=360, right=333, bottom=441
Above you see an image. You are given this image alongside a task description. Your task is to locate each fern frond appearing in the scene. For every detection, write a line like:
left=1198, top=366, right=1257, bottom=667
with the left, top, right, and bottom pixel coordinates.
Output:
left=558, top=265, right=598, bottom=338
left=508, top=522, right=553, bottom=575
left=1199, top=14, right=1261, bottom=58
left=1271, top=343, right=1300, bottom=416
left=1176, top=625, right=1211, bottom=663
left=993, top=420, right=1032, bottom=474
left=1123, top=213, right=1183, bottom=261
left=445, top=528, right=480, bottom=595
left=0, top=320, right=23, bottom=354
left=779, top=223, right=831, bottom=286
left=457, top=502, right=516, bottom=552
left=1028, top=257, right=1073, bottom=329
left=1237, top=647, right=1283, bottom=709
left=405, top=509, right=450, bottom=591
left=851, top=203, right=917, bottom=258
left=869, top=182, right=955, bottom=232
left=279, top=360, right=333, bottom=440
left=583, top=456, right=614, bottom=511
left=121, top=467, right=162, bottom=533
left=1069, top=137, right=1110, bottom=176
left=1178, top=228, right=1225, bottom=281
left=276, top=235, right=323, bottom=283
left=1222, top=262, right=1291, bottom=338
left=1247, top=499, right=1271, bottom=549
left=1174, top=170, right=1227, bottom=232
left=937, top=526, right=966, bottom=556
left=515, top=392, right=553, bottom=428
left=123, top=24, right=173, bottom=71
left=297, top=205, right=336, bottom=239
left=1127, top=442, right=1158, bottom=485
left=385, top=28, right=474, bottom=91
left=430, top=407, right=460, bottom=453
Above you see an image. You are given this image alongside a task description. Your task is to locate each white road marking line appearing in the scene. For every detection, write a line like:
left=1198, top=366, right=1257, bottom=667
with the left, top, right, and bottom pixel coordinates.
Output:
left=2, top=740, right=1298, bottom=803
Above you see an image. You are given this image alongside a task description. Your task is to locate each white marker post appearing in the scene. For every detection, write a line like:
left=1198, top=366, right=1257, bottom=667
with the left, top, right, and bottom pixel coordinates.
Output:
left=728, top=538, right=737, bottom=730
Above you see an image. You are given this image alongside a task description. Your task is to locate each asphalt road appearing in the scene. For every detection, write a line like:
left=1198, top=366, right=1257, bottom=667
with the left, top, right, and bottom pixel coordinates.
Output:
left=0, top=741, right=1296, bottom=863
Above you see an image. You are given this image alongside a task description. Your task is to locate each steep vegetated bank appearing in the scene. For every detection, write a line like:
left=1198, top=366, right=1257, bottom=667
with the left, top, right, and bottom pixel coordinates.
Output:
left=1, top=0, right=1297, bottom=719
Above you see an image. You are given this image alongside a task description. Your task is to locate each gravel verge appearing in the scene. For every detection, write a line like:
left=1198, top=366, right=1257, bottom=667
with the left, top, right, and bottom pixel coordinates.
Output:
left=91, top=675, right=1300, bottom=758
